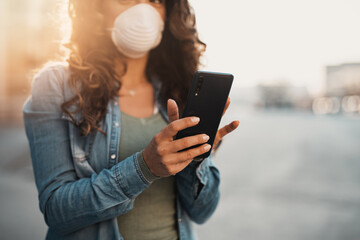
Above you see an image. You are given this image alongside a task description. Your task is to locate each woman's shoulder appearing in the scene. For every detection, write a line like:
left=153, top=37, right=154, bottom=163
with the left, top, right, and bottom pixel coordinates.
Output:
left=31, top=61, right=71, bottom=98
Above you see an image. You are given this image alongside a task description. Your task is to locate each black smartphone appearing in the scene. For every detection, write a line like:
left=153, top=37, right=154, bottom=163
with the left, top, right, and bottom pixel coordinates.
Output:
left=176, top=70, right=234, bottom=160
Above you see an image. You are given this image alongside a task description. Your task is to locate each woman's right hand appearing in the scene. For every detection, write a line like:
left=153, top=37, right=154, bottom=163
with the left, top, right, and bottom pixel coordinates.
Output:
left=142, top=99, right=211, bottom=177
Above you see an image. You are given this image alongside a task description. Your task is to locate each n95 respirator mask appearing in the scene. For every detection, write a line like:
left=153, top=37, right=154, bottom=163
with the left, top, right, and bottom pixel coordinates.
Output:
left=111, top=3, right=165, bottom=59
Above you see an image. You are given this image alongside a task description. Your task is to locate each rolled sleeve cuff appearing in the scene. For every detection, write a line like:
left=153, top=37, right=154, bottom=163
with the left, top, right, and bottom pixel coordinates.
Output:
left=136, top=151, right=160, bottom=183
left=114, top=153, right=151, bottom=199
left=182, top=154, right=213, bottom=185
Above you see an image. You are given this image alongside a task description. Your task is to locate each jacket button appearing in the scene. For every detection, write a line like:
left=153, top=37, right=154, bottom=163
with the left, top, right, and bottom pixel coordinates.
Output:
left=178, top=218, right=182, bottom=222
left=110, top=154, right=116, bottom=160
left=114, top=122, right=119, bottom=127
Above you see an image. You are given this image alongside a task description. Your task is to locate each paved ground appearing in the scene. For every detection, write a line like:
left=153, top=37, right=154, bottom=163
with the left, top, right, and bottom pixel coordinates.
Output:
left=1, top=107, right=360, bottom=239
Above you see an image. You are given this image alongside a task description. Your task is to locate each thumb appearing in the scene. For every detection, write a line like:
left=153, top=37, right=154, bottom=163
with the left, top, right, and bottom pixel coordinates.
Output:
left=167, top=99, right=179, bottom=123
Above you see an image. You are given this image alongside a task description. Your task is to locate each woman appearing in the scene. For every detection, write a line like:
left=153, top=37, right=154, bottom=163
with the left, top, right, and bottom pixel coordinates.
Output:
left=23, top=0, right=239, bottom=239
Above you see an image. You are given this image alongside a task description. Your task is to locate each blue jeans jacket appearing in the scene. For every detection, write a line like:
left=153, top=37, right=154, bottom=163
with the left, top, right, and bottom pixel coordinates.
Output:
left=23, top=63, right=220, bottom=240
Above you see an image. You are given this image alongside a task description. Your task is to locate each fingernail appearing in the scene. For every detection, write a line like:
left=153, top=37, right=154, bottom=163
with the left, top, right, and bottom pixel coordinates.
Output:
left=203, top=135, right=210, bottom=141
left=192, top=117, right=200, bottom=123
left=204, top=144, right=211, bottom=151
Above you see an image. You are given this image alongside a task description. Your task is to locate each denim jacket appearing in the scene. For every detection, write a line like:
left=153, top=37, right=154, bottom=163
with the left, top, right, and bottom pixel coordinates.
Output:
left=23, top=63, right=220, bottom=240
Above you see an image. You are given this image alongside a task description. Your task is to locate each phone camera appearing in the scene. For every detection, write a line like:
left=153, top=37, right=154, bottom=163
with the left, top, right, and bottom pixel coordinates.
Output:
left=195, top=76, right=204, bottom=97
left=198, top=77, right=204, bottom=85
left=195, top=87, right=200, bottom=96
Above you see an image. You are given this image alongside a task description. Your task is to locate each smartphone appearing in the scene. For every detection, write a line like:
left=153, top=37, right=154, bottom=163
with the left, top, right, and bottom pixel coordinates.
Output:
left=176, top=70, right=234, bottom=160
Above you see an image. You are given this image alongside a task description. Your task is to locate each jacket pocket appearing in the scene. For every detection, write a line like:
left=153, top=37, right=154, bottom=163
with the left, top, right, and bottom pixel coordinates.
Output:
left=61, top=112, right=96, bottom=178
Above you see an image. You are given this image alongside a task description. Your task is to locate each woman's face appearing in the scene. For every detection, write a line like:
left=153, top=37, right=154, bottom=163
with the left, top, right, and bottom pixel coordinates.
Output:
left=102, top=0, right=166, bottom=30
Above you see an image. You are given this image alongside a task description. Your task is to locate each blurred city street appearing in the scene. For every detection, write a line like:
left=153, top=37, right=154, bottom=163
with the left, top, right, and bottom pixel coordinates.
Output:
left=1, top=106, right=360, bottom=240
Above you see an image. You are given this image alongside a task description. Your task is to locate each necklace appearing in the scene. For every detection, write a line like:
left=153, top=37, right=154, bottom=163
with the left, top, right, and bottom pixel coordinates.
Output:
left=119, top=89, right=136, bottom=97
left=129, top=90, right=135, bottom=96
left=119, top=81, right=149, bottom=97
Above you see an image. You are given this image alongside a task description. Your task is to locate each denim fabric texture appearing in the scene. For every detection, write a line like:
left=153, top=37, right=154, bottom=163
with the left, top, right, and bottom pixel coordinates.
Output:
left=23, top=63, right=221, bottom=240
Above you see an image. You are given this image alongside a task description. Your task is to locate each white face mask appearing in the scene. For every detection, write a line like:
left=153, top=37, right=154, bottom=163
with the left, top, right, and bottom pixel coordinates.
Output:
left=111, top=3, right=165, bottom=59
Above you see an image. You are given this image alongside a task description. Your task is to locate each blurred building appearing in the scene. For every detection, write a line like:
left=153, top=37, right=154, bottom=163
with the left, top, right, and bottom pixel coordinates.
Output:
left=312, top=63, right=360, bottom=115
left=0, top=0, right=64, bottom=124
left=326, top=63, right=360, bottom=97
left=257, top=82, right=293, bottom=109
left=255, top=81, right=312, bottom=111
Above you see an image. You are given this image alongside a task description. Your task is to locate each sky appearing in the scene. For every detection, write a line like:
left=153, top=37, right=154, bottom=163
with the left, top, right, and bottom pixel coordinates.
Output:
left=189, top=0, right=360, bottom=95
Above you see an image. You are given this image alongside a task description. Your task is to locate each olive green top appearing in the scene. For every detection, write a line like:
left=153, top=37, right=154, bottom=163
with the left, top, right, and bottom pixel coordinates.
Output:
left=117, top=111, right=178, bottom=240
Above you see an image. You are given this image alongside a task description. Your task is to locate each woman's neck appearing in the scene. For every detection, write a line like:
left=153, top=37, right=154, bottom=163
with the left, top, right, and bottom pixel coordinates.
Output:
left=116, top=54, right=149, bottom=89
left=115, top=53, right=156, bottom=118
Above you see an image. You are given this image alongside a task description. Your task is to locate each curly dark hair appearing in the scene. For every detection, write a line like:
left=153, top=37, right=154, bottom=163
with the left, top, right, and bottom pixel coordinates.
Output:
left=61, top=0, right=206, bottom=136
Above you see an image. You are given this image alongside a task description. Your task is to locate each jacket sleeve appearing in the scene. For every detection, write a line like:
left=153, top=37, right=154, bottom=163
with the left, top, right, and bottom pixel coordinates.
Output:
left=23, top=65, right=150, bottom=235
left=175, top=155, right=220, bottom=224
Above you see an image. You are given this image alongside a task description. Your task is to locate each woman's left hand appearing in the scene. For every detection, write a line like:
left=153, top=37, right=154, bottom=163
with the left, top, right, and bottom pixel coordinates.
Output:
left=212, top=98, right=239, bottom=151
